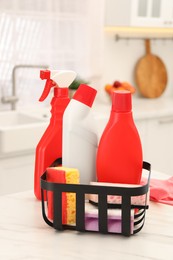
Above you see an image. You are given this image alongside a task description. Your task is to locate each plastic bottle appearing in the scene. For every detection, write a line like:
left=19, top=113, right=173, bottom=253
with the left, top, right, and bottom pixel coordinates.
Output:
left=96, top=90, right=143, bottom=184
left=34, top=69, right=76, bottom=200
left=62, top=84, right=98, bottom=184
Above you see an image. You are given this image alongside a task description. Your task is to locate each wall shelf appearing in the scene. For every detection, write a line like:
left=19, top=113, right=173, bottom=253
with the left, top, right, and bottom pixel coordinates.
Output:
left=104, top=26, right=173, bottom=41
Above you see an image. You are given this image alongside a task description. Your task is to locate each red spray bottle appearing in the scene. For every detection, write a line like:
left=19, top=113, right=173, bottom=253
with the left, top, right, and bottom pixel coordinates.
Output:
left=96, top=90, right=143, bottom=184
left=34, top=69, right=76, bottom=200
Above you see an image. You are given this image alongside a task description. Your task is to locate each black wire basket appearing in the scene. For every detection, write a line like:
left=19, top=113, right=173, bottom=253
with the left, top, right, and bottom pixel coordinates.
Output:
left=41, top=159, right=151, bottom=237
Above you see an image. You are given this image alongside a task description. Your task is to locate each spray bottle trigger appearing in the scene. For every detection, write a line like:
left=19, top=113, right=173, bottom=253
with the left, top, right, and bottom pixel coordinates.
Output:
left=39, top=70, right=56, bottom=102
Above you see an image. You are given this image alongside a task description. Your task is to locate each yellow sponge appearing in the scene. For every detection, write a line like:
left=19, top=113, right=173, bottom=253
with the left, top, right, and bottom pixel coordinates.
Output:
left=47, top=166, right=79, bottom=225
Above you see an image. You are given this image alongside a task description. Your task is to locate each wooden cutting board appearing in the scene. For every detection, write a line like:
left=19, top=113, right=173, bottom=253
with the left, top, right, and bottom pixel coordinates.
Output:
left=135, top=39, right=167, bottom=98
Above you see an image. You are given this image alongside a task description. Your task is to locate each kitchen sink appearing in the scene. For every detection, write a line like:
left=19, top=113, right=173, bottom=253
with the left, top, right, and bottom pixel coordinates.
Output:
left=0, top=110, right=48, bottom=156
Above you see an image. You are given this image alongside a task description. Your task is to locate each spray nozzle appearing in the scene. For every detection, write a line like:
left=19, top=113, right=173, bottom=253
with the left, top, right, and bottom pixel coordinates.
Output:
left=39, top=69, right=77, bottom=102
left=40, top=70, right=51, bottom=80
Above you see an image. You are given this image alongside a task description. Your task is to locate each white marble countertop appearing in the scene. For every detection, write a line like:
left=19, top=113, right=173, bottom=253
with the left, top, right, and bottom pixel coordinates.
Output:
left=0, top=170, right=173, bottom=260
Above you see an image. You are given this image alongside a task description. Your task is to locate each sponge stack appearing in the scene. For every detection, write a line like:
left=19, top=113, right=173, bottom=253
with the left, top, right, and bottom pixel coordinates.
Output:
left=47, top=167, right=79, bottom=225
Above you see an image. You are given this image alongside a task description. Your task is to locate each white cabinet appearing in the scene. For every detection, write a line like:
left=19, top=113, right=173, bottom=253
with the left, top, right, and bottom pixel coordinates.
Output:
left=95, top=106, right=173, bottom=176
left=145, top=116, right=173, bottom=176
left=95, top=98, right=173, bottom=176
left=161, top=1, right=173, bottom=27
left=105, top=0, right=173, bottom=28
left=135, top=116, right=173, bottom=176
left=131, top=0, right=173, bottom=28
left=0, top=154, right=35, bottom=195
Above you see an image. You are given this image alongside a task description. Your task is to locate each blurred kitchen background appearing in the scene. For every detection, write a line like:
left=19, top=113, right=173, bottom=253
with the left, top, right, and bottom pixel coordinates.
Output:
left=1, top=0, right=173, bottom=195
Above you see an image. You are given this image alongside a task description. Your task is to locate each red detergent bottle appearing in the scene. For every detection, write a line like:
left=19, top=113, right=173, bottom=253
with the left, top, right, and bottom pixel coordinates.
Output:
left=34, top=69, right=76, bottom=200
left=96, top=90, right=143, bottom=184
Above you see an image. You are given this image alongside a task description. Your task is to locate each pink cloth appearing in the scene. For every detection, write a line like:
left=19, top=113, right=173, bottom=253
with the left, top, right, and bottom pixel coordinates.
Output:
left=149, top=177, right=173, bottom=206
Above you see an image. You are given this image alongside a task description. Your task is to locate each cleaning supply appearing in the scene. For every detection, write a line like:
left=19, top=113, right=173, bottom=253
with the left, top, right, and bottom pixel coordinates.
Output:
left=149, top=176, right=173, bottom=206
left=34, top=69, right=76, bottom=200
left=96, top=90, right=143, bottom=184
left=85, top=202, right=134, bottom=234
left=47, top=166, right=80, bottom=223
left=88, top=181, right=149, bottom=206
left=62, top=84, right=97, bottom=184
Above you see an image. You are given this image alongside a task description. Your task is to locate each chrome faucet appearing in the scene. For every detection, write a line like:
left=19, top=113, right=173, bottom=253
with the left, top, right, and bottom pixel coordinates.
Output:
left=1, top=64, right=48, bottom=110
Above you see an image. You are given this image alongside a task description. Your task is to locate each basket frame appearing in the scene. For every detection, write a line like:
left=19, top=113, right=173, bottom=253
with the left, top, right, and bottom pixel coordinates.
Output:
left=41, top=160, right=151, bottom=237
